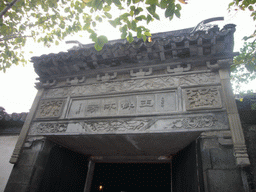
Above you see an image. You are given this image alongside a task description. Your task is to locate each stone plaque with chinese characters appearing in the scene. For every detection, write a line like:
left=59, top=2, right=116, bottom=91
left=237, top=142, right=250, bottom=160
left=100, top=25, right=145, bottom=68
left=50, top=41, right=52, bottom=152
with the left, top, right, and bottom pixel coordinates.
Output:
left=67, top=91, right=176, bottom=118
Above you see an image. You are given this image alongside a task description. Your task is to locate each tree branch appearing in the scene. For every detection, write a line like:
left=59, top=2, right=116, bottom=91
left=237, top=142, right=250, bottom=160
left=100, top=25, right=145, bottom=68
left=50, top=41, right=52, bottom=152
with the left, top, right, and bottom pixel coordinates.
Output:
left=0, top=0, right=20, bottom=19
left=0, top=34, right=32, bottom=42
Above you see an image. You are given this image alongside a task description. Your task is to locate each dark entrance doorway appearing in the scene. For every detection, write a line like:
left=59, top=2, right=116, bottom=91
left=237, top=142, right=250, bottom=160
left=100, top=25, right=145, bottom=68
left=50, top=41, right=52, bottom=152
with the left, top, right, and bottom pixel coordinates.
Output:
left=91, top=163, right=171, bottom=192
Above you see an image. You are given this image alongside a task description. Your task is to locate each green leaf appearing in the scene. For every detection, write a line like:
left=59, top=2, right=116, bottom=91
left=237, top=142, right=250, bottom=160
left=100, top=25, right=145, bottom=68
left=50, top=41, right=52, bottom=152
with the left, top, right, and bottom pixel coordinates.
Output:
left=137, top=27, right=142, bottom=38
left=165, top=3, right=175, bottom=18
left=64, top=7, right=70, bottom=13
left=127, top=32, right=134, bottom=43
left=104, top=12, right=112, bottom=19
left=55, top=40, right=59, bottom=45
left=159, top=0, right=168, bottom=9
left=176, top=4, right=182, bottom=10
left=103, top=5, right=111, bottom=12
left=113, top=0, right=121, bottom=6
left=135, top=15, right=147, bottom=21
left=130, top=6, right=136, bottom=11
left=89, top=32, right=97, bottom=42
left=145, top=0, right=158, bottom=5
left=83, top=23, right=90, bottom=30
left=120, top=13, right=130, bottom=20
left=146, top=5, right=156, bottom=15
left=132, top=0, right=140, bottom=3
left=96, top=15, right=102, bottom=22
left=105, top=0, right=112, bottom=5
left=119, top=25, right=128, bottom=33
left=153, top=13, right=160, bottom=20
left=144, top=31, right=151, bottom=36
left=134, top=7, right=143, bottom=15
left=109, top=18, right=121, bottom=27
left=174, top=9, right=180, bottom=18
left=98, top=35, right=108, bottom=47
left=94, top=42, right=103, bottom=51
left=121, top=31, right=127, bottom=39
left=249, top=5, right=254, bottom=11
left=142, top=34, right=147, bottom=42
left=131, top=20, right=137, bottom=30
left=147, top=14, right=153, bottom=24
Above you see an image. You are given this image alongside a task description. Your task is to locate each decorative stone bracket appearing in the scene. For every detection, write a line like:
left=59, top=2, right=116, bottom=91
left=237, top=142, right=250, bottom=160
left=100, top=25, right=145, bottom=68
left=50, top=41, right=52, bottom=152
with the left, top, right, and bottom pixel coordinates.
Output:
left=207, top=59, right=232, bottom=71
left=167, top=64, right=191, bottom=73
left=130, top=68, right=152, bottom=77
left=36, top=79, right=57, bottom=88
left=66, top=76, right=86, bottom=85
left=97, top=72, right=117, bottom=81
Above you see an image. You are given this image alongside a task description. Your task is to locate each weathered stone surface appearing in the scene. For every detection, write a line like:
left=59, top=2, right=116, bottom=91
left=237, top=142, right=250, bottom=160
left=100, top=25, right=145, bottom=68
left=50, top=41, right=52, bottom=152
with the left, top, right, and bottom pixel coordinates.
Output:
left=4, top=140, right=55, bottom=192
left=210, top=147, right=237, bottom=169
left=4, top=183, right=28, bottom=192
left=207, top=169, right=244, bottom=192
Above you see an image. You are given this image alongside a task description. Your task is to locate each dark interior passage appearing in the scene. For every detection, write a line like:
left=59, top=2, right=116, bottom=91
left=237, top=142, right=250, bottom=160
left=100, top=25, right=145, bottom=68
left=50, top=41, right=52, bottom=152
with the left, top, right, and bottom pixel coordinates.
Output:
left=91, top=163, right=171, bottom=192
left=37, top=145, right=89, bottom=192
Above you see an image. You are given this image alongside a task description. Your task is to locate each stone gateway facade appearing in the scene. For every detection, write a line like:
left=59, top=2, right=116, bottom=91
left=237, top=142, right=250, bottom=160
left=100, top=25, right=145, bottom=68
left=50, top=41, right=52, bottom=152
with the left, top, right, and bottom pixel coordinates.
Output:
left=4, top=20, right=251, bottom=192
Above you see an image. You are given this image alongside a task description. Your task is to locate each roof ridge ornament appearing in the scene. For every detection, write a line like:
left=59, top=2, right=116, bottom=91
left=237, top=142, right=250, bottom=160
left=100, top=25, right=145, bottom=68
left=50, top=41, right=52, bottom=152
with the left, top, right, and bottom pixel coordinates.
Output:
left=191, top=17, right=224, bottom=34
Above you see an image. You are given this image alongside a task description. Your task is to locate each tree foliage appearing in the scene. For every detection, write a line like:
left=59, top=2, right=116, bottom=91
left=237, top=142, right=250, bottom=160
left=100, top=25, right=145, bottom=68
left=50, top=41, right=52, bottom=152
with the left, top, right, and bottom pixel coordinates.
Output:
left=0, top=0, right=185, bottom=72
left=231, top=41, right=256, bottom=92
left=229, top=0, right=256, bottom=91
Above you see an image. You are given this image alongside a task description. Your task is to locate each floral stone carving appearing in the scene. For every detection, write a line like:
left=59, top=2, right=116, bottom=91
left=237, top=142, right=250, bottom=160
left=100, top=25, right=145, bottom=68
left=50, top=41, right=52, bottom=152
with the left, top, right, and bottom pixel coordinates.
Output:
left=81, top=119, right=155, bottom=132
left=36, top=99, right=65, bottom=118
left=170, top=115, right=217, bottom=129
left=184, top=87, right=222, bottom=110
left=36, top=122, right=68, bottom=133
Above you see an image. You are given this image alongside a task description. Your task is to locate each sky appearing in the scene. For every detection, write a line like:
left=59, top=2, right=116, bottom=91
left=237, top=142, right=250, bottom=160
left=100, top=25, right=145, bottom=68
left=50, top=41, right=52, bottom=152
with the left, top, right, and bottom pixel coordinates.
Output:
left=0, top=0, right=255, bottom=113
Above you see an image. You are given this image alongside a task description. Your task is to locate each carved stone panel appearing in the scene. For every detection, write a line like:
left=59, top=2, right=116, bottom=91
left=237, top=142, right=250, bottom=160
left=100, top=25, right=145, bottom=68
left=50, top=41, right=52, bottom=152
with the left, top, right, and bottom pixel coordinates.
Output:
left=66, top=91, right=176, bottom=118
left=184, top=86, right=222, bottom=110
left=35, top=99, right=65, bottom=119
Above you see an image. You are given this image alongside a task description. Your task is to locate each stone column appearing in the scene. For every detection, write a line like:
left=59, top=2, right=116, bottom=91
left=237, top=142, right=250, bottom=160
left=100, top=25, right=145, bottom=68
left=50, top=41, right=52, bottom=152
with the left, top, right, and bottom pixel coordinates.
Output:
left=218, top=59, right=250, bottom=166
left=9, top=89, right=44, bottom=164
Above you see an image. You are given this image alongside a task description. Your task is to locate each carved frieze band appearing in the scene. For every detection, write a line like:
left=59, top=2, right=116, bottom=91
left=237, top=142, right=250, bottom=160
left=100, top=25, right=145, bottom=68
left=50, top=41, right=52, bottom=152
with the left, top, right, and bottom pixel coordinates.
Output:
left=43, top=73, right=219, bottom=98
left=29, top=112, right=228, bottom=135
left=35, top=99, right=65, bottom=119
left=184, top=86, right=222, bottom=110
